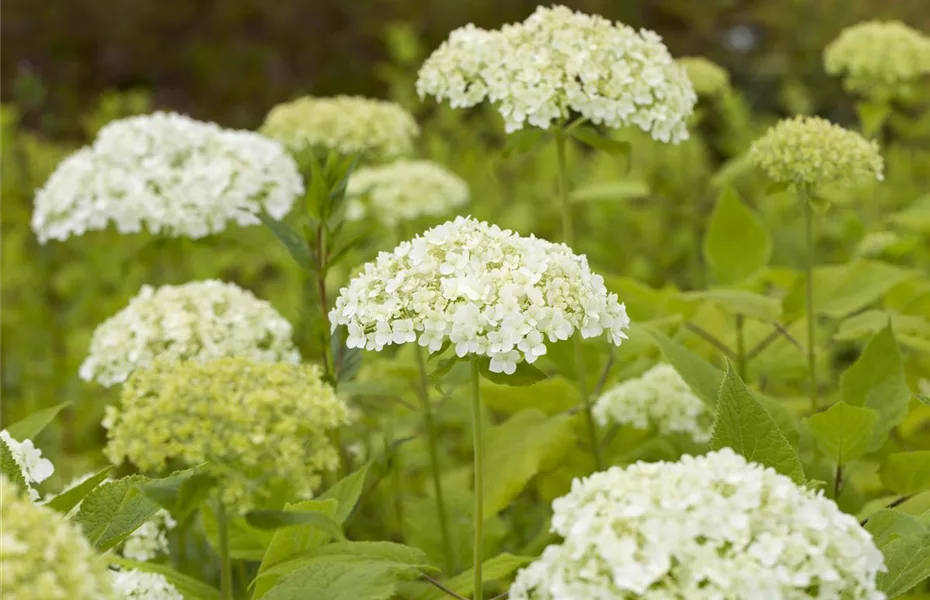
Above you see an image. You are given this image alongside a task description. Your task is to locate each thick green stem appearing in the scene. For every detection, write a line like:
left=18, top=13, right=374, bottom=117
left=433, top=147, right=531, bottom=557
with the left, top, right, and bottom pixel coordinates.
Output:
left=555, top=127, right=604, bottom=472
left=735, top=314, right=747, bottom=380
left=414, top=344, right=455, bottom=573
left=470, top=359, right=484, bottom=600
left=216, top=501, right=233, bottom=600
left=801, top=191, right=818, bottom=412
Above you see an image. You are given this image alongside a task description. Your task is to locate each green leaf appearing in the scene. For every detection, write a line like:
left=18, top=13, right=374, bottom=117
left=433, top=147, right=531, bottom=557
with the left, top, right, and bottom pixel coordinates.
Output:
left=807, top=402, right=878, bottom=464
left=841, top=324, right=911, bottom=443
left=202, top=507, right=273, bottom=561
left=681, top=290, right=781, bottom=321
left=642, top=325, right=721, bottom=407
left=319, top=461, right=371, bottom=524
left=46, top=467, right=113, bottom=514
left=0, top=436, right=28, bottom=490
left=569, top=126, right=631, bottom=157
left=4, top=401, right=70, bottom=440
left=258, top=212, right=314, bottom=271
left=793, top=261, right=914, bottom=319
left=408, top=553, right=534, bottom=600
left=138, top=469, right=215, bottom=520
left=856, top=101, right=891, bottom=138
left=262, top=562, right=402, bottom=600
left=865, top=510, right=930, bottom=597
left=570, top=180, right=650, bottom=203
left=703, top=187, right=771, bottom=284
left=501, top=129, right=545, bottom=158
left=880, top=452, right=930, bottom=495
left=484, top=410, right=575, bottom=516
left=834, top=310, right=930, bottom=342
left=73, top=474, right=162, bottom=551
left=478, top=358, right=547, bottom=386
left=109, top=556, right=221, bottom=600
left=259, top=541, right=435, bottom=580
left=482, top=377, right=579, bottom=416
left=245, top=508, right=345, bottom=540
left=710, top=364, right=805, bottom=483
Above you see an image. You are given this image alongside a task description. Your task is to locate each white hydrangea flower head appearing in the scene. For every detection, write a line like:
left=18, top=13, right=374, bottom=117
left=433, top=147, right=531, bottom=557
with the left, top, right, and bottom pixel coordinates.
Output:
left=118, top=509, right=177, bottom=562
left=345, top=159, right=469, bottom=227
left=112, top=570, right=183, bottom=600
left=417, top=5, right=696, bottom=141
left=261, top=95, right=419, bottom=159
left=329, top=216, right=630, bottom=374
left=32, top=112, right=303, bottom=243
left=80, top=280, right=299, bottom=387
left=593, top=363, right=712, bottom=443
left=0, top=430, right=54, bottom=500
left=509, top=448, right=886, bottom=600
left=825, top=20, right=930, bottom=100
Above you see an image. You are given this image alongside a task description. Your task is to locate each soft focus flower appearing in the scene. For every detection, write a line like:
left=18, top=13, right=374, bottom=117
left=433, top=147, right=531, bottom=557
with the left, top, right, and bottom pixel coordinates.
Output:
left=261, top=95, right=419, bottom=159
left=1, top=476, right=114, bottom=600
left=417, top=5, right=696, bottom=141
left=677, top=56, right=730, bottom=98
left=509, top=449, right=885, bottom=600
left=330, top=216, right=630, bottom=374
left=345, top=159, right=469, bottom=227
left=80, top=280, right=299, bottom=387
left=748, top=116, right=883, bottom=189
left=111, top=570, right=182, bottom=600
left=104, top=358, right=354, bottom=510
left=825, top=21, right=930, bottom=100
left=119, top=510, right=177, bottom=562
left=0, top=430, right=54, bottom=500
left=855, top=231, right=901, bottom=258
left=593, top=364, right=712, bottom=443
left=32, top=112, right=303, bottom=243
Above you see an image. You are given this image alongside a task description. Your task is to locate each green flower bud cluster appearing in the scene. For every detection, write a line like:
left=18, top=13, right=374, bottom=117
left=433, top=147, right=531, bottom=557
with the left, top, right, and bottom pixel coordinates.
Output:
left=825, top=20, right=930, bottom=100
left=748, top=116, right=883, bottom=189
left=678, top=57, right=730, bottom=98
left=0, top=476, right=114, bottom=600
left=104, top=358, right=355, bottom=510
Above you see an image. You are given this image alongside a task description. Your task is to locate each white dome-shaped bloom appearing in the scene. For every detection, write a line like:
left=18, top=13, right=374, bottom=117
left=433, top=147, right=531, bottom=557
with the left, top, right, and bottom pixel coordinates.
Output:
left=80, top=280, right=299, bottom=387
left=119, top=510, right=177, bottom=562
left=32, top=112, right=303, bottom=243
left=417, top=5, right=696, bottom=141
left=329, top=216, right=630, bottom=374
left=0, top=430, right=54, bottom=500
left=345, top=159, right=470, bottom=227
left=509, top=448, right=886, bottom=600
left=593, top=363, right=712, bottom=443
left=112, top=570, right=183, bottom=600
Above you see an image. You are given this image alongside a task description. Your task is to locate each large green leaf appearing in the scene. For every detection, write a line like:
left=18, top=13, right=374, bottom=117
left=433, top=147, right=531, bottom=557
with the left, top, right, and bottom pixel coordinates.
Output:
left=259, top=541, right=435, bottom=581
left=568, top=126, right=631, bottom=157
left=865, top=510, right=930, bottom=597
left=262, top=562, right=402, bottom=600
left=481, top=377, right=578, bottom=416
left=787, top=261, right=914, bottom=319
left=202, top=506, right=274, bottom=561
left=319, top=461, right=371, bottom=524
left=404, top=553, right=534, bottom=600
left=643, top=325, right=721, bottom=407
left=880, top=452, right=930, bottom=495
left=710, top=365, right=804, bottom=483
left=841, top=324, right=911, bottom=443
left=109, top=557, right=221, bottom=600
left=0, top=436, right=28, bottom=490
left=258, top=212, right=314, bottom=271
left=138, top=468, right=215, bottom=519
left=681, top=290, right=781, bottom=321
left=702, top=187, right=771, bottom=284
left=477, top=358, right=547, bottom=386
left=807, top=402, right=878, bottom=464
left=73, top=474, right=162, bottom=551
left=46, top=467, right=113, bottom=514
left=4, top=401, right=70, bottom=440
left=483, top=410, right=575, bottom=516
left=246, top=506, right=344, bottom=539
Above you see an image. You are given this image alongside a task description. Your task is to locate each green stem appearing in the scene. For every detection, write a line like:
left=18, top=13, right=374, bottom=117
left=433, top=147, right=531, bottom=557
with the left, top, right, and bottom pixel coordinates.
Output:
left=555, top=127, right=603, bottom=472
left=470, top=359, right=484, bottom=600
left=801, top=189, right=818, bottom=412
left=735, top=314, right=747, bottom=380
left=415, top=344, right=456, bottom=573
left=216, top=501, right=233, bottom=600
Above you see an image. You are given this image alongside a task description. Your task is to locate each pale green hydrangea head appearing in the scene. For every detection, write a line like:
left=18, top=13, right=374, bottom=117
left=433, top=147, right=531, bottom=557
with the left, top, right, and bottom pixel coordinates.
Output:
left=748, top=116, right=883, bottom=189
left=345, top=159, right=470, bottom=227
left=104, top=358, right=355, bottom=510
left=825, top=20, right=930, bottom=100
left=0, top=476, right=114, bottom=600
left=678, top=56, right=730, bottom=98
left=261, top=95, right=419, bottom=159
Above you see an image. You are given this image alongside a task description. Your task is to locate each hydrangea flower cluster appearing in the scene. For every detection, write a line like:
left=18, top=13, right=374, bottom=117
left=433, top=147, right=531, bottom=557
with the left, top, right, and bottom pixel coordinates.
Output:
left=80, top=280, right=299, bottom=387
left=678, top=56, right=730, bottom=98
left=330, top=216, right=630, bottom=374
left=32, top=112, right=303, bottom=243
left=749, top=116, right=884, bottom=189
left=509, top=449, right=885, bottom=600
left=345, top=159, right=470, bottom=227
left=417, top=5, right=696, bottom=141
left=1, top=476, right=115, bottom=600
left=119, top=509, right=177, bottom=562
left=825, top=20, right=930, bottom=100
left=104, top=358, right=354, bottom=510
left=112, top=570, right=183, bottom=600
left=261, top=95, right=419, bottom=159
left=0, top=430, right=54, bottom=500
left=592, top=364, right=712, bottom=443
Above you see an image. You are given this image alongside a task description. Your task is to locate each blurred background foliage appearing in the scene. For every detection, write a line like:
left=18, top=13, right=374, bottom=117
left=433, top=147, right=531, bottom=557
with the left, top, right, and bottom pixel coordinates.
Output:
left=2, top=0, right=930, bottom=571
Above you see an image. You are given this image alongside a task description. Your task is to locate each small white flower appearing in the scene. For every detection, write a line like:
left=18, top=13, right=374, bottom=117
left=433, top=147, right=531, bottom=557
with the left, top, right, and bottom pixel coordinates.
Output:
left=112, top=569, right=183, bottom=600
left=119, top=510, right=177, bottom=562
left=0, top=430, right=54, bottom=500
